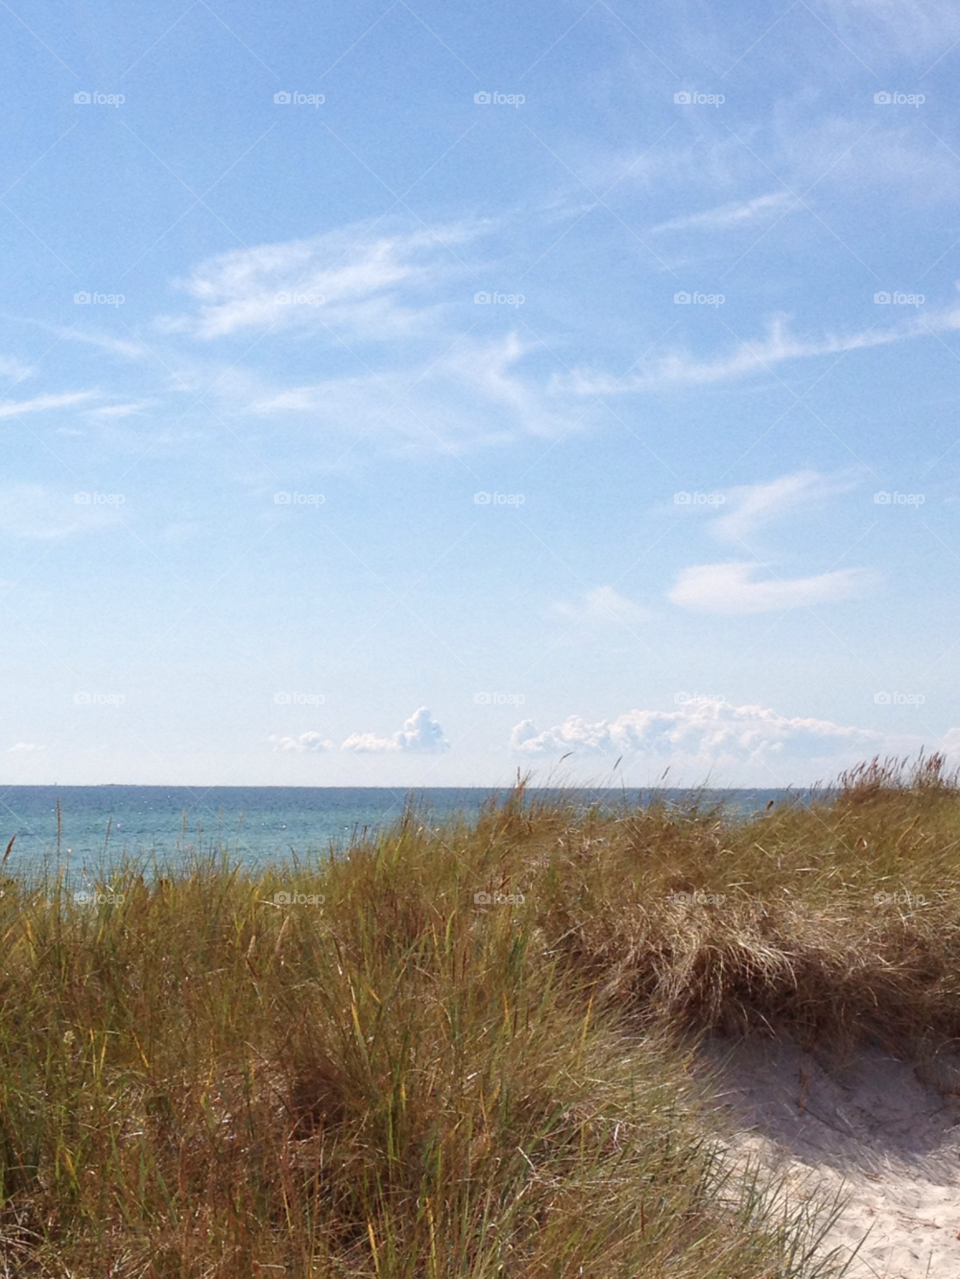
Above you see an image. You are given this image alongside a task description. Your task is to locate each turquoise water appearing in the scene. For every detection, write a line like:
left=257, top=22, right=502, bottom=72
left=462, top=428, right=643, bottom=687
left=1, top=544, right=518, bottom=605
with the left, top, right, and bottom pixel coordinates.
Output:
left=0, top=785, right=820, bottom=883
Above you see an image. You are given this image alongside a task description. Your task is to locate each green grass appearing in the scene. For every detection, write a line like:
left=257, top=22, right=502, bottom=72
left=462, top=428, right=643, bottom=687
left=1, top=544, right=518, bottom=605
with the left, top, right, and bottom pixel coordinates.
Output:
left=0, top=754, right=957, bottom=1275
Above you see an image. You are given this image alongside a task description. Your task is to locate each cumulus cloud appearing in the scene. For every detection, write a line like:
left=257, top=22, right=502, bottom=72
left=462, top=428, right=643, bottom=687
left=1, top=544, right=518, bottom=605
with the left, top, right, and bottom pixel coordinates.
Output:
left=510, top=700, right=881, bottom=768
left=341, top=707, right=450, bottom=754
left=651, top=192, right=793, bottom=234
left=669, top=561, right=878, bottom=613
left=268, top=732, right=331, bottom=753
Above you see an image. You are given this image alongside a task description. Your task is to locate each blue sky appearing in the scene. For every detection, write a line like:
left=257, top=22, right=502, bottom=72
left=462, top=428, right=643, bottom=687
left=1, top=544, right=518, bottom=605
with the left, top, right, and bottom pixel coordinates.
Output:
left=2, top=0, right=959, bottom=786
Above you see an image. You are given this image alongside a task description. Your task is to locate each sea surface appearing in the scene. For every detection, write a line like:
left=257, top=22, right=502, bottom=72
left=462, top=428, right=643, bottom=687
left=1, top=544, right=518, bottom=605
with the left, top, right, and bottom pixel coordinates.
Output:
left=0, top=785, right=824, bottom=884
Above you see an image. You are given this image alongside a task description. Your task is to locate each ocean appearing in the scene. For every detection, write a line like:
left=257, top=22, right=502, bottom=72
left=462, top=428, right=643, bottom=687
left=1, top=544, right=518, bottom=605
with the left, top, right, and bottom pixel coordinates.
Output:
left=0, top=785, right=820, bottom=885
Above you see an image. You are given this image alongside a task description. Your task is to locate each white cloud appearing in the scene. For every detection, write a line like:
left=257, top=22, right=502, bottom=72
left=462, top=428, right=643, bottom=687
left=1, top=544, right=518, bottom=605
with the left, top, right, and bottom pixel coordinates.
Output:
left=559, top=310, right=960, bottom=395
left=268, top=731, right=331, bottom=753
left=554, top=586, right=654, bottom=625
left=341, top=707, right=450, bottom=754
left=162, top=219, right=479, bottom=341
left=510, top=700, right=881, bottom=768
left=230, top=333, right=579, bottom=448
left=669, top=561, right=878, bottom=613
left=710, top=471, right=858, bottom=543
left=7, top=742, right=45, bottom=752
left=651, top=192, right=793, bottom=234
left=0, top=391, right=98, bottom=420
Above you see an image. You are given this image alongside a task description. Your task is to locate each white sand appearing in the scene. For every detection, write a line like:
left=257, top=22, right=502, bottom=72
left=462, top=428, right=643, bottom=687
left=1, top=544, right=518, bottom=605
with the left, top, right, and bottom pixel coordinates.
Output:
left=706, top=1034, right=960, bottom=1278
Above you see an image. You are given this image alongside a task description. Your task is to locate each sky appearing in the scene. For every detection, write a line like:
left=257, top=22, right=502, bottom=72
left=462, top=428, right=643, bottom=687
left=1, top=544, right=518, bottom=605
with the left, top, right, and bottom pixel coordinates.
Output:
left=2, top=0, right=959, bottom=787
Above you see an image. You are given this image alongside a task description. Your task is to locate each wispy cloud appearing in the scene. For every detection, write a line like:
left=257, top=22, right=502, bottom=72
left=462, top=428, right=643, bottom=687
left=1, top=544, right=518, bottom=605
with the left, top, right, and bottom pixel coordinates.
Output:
left=0, top=391, right=98, bottom=420
left=554, top=586, right=654, bottom=625
left=162, top=219, right=481, bottom=341
left=7, top=742, right=45, bottom=752
left=710, top=471, right=858, bottom=543
left=668, top=561, right=879, bottom=613
left=559, top=309, right=960, bottom=394
left=651, top=192, right=793, bottom=234
left=342, top=707, right=450, bottom=754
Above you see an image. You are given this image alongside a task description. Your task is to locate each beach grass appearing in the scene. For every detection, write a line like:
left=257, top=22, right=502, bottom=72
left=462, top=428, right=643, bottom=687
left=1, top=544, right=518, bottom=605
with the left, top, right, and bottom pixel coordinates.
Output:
left=0, top=754, right=957, bottom=1275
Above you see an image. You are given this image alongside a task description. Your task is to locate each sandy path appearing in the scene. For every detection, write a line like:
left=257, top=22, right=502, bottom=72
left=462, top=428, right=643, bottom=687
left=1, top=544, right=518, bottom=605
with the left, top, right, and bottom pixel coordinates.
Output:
left=706, top=1034, right=960, bottom=1278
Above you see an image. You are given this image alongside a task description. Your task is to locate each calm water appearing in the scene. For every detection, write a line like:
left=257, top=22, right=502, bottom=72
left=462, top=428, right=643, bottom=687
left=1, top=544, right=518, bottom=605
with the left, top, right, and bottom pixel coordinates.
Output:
left=0, top=785, right=822, bottom=882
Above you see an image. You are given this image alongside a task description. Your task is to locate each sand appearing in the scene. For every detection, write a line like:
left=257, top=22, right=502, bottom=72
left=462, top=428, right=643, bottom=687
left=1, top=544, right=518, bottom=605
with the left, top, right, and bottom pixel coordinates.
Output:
left=707, top=1034, right=960, bottom=1278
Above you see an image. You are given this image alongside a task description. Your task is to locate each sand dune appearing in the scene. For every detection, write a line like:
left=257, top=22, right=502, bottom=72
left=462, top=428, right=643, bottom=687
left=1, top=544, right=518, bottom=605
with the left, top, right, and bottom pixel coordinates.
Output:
left=709, top=1034, right=960, bottom=1278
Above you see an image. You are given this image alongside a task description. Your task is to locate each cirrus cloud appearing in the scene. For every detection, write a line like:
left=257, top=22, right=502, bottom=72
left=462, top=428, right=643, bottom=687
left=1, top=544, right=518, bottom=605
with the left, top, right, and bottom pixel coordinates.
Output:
left=668, top=561, right=879, bottom=613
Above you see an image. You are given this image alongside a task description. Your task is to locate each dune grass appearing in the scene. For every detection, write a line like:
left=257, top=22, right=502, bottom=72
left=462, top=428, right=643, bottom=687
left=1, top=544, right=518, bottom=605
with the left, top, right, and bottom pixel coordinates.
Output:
left=0, top=755, right=957, bottom=1275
